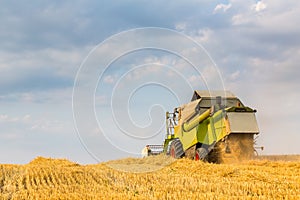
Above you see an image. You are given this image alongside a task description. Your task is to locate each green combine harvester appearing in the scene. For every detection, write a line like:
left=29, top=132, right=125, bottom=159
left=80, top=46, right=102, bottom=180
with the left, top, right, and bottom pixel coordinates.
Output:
left=149, top=90, right=260, bottom=163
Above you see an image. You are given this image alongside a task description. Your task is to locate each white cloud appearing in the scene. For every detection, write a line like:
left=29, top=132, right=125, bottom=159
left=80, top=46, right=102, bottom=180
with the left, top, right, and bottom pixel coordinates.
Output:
left=175, top=22, right=187, bottom=31
left=125, top=65, right=162, bottom=81
left=0, top=88, right=73, bottom=104
left=231, top=14, right=251, bottom=25
left=0, top=113, right=67, bottom=134
left=0, top=46, right=89, bottom=80
left=186, top=65, right=221, bottom=88
left=0, top=114, right=20, bottom=123
left=229, top=1, right=267, bottom=25
left=229, top=70, right=240, bottom=81
left=253, top=1, right=267, bottom=12
left=22, top=114, right=31, bottom=122
left=0, top=114, right=9, bottom=121
left=196, top=28, right=214, bottom=43
left=214, top=3, right=232, bottom=14
left=188, top=75, right=202, bottom=87
left=95, top=95, right=108, bottom=106
left=103, top=75, right=115, bottom=84
left=21, top=93, right=35, bottom=102
left=2, top=114, right=38, bottom=125
left=30, top=119, right=64, bottom=132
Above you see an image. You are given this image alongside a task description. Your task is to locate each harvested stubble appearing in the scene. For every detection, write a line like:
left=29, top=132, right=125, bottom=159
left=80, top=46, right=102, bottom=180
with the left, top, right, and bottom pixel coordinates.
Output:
left=0, top=156, right=299, bottom=199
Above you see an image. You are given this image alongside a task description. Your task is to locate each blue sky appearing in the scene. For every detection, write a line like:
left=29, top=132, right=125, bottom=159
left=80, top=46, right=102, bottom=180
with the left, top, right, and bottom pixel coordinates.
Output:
left=1, top=0, right=300, bottom=164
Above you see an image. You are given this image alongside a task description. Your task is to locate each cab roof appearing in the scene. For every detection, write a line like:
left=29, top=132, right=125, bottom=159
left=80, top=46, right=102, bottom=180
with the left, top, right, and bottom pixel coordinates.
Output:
left=191, top=90, right=236, bottom=101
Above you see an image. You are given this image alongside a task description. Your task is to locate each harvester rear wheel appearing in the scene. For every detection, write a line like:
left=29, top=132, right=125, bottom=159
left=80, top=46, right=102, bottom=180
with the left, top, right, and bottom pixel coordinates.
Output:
left=195, top=148, right=208, bottom=161
left=169, top=139, right=184, bottom=159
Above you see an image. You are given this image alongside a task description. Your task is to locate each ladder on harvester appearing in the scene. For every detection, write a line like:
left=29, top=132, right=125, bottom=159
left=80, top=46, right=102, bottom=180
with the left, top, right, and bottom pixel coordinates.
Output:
left=146, top=111, right=178, bottom=155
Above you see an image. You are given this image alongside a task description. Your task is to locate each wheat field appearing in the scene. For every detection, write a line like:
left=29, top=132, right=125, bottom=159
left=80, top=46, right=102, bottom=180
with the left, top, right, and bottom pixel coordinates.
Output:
left=0, top=156, right=299, bottom=200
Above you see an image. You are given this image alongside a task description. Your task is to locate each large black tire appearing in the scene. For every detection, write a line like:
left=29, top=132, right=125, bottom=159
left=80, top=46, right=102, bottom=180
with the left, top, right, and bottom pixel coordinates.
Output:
left=195, top=147, right=208, bottom=161
left=206, top=145, right=222, bottom=163
left=169, top=139, right=184, bottom=159
left=194, top=142, right=217, bottom=161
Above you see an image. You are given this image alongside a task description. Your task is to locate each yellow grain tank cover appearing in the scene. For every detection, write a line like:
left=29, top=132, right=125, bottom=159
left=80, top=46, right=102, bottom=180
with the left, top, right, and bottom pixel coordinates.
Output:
left=179, top=99, right=201, bottom=122
left=182, top=109, right=211, bottom=132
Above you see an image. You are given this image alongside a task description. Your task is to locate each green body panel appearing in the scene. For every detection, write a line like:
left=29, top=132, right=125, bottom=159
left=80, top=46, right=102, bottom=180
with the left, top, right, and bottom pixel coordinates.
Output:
left=177, top=125, right=197, bottom=151
left=208, top=110, right=229, bottom=143
left=177, top=109, right=228, bottom=151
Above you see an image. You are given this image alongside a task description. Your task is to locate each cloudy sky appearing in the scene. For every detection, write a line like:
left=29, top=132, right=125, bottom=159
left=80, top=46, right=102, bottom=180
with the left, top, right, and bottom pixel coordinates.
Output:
left=1, top=0, right=300, bottom=164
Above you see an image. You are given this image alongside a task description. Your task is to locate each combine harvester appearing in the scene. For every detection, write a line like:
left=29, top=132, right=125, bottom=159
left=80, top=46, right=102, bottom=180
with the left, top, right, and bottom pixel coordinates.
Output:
left=149, top=90, right=260, bottom=163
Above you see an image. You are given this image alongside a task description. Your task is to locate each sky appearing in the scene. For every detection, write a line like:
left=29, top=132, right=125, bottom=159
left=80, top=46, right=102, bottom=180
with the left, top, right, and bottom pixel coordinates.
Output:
left=1, top=0, right=300, bottom=164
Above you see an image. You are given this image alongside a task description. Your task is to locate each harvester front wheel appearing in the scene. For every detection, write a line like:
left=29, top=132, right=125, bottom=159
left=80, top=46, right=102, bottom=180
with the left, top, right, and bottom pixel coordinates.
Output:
left=169, top=139, right=184, bottom=159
